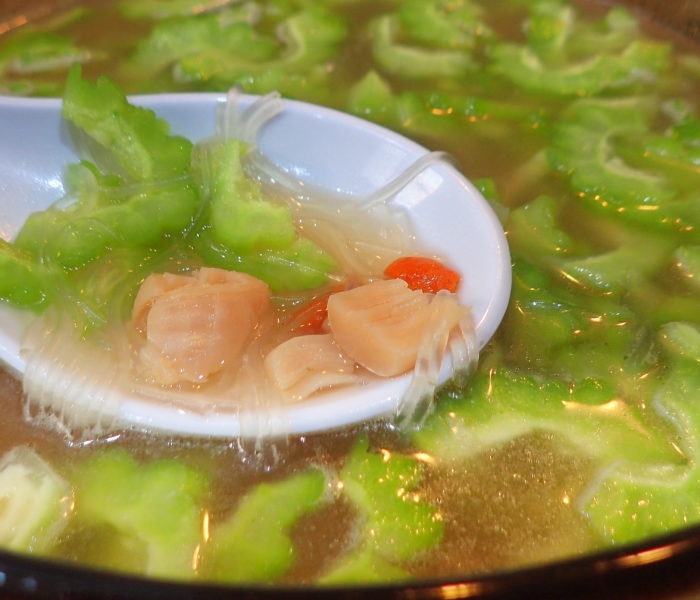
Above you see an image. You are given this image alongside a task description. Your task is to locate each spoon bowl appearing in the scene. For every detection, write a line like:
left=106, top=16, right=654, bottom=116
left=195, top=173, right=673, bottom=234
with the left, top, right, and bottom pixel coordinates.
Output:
left=0, top=93, right=511, bottom=438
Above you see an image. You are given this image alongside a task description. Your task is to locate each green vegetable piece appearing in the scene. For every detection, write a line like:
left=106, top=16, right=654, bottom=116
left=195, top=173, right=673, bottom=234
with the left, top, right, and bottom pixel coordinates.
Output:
left=195, top=230, right=336, bottom=293
left=347, top=70, right=394, bottom=120
left=194, top=138, right=296, bottom=253
left=191, top=138, right=335, bottom=290
left=615, top=105, right=700, bottom=193
left=472, top=177, right=498, bottom=203
left=492, top=40, right=669, bottom=97
left=564, top=6, right=639, bottom=58
left=236, top=238, right=336, bottom=292
left=397, top=0, right=491, bottom=51
left=346, top=74, right=446, bottom=137
left=0, top=6, right=88, bottom=93
left=558, top=236, right=672, bottom=294
left=194, top=134, right=335, bottom=291
left=0, top=240, right=52, bottom=308
left=246, top=5, right=346, bottom=73
left=48, top=218, right=117, bottom=269
left=659, top=322, right=700, bottom=364
left=63, top=160, right=125, bottom=208
left=582, top=365, right=700, bottom=544
left=559, top=247, right=644, bottom=292
left=414, top=369, right=682, bottom=467
left=474, top=177, right=509, bottom=225
left=14, top=167, right=199, bottom=269
left=491, top=2, right=668, bottom=97
left=72, top=448, right=209, bottom=579
left=54, top=246, right=170, bottom=333
left=0, top=446, right=71, bottom=553
left=127, top=15, right=276, bottom=78
left=629, top=282, right=700, bottom=329
left=673, top=114, right=700, bottom=147
left=502, top=259, right=641, bottom=378
left=11, top=210, right=62, bottom=261
left=644, top=135, right=700, bottom=168
left=55, top=522, right=149, bottom=574
left=54, top=183, right=197, bottom=268
left=675, top=246, right=700, bottom=291
left=661, top=98, right=695, bottom=126
left=370, top=15, right=475, bottom=79
left=342, top=437, right=442, bottom=562
left=14, top=74, right=200, bottom=269
left=507, top=195, right=574, bottom=258
left=584, top=464, right=699, bottom=545
left=62, top=65, right=193, bottom=182
left=621, top=136, right=700, bottom=194
left=547, top=97, right=700, bottom=238
left=173, top=6, right=346, bottom=88
left=346, top=71, right=545, bottom=144
left=0, top=78, right=64, bottom=97
left=239, top=67, right=334, bottom=103
left=524, top=0, right=575, bottom=64
left=119, top=0, right=241, bottom=20
left=203, top=468, right=326, bottom=582
left=0, top=32, right=95, bottom=75
left=320, top=547, right=408, bottom=585
left=321, top=437, right=443, bottom=583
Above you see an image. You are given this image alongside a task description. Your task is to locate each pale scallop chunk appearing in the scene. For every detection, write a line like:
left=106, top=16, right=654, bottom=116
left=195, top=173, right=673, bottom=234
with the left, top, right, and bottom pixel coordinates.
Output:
left=326, top=278, right=435, bottom=377
left=264, top=334, right=358, bottom=402
left=132, top=272, right=193, bottom=333
left=132, top=267, right=270, bottom=384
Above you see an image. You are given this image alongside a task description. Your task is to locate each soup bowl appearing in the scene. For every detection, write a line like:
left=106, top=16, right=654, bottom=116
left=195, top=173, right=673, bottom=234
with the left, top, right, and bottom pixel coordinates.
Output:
left=0, top=0, right=698, bottom=598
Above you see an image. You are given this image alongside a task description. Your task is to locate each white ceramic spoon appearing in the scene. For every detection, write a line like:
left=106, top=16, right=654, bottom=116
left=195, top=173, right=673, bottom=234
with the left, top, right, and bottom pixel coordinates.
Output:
left=0, top=93, right=511, bottom=439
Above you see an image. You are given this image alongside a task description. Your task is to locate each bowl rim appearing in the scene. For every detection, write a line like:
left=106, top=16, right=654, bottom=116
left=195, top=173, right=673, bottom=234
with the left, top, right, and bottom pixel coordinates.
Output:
left=2, top=524, right=700, bottom=599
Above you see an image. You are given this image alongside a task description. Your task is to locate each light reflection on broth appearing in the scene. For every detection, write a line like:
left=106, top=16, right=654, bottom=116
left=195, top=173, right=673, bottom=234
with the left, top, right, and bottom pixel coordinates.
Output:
left=0, top=0, right=699, bottom=587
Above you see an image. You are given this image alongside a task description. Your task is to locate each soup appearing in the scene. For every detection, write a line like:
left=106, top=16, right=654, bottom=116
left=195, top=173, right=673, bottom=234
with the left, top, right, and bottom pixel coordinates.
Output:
left=0, top=0, right=699, bottom=587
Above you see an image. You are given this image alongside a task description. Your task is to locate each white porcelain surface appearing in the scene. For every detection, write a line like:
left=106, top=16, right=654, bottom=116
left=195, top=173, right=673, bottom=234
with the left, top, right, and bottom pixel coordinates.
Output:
left=0, top=93, right=511, bottom=437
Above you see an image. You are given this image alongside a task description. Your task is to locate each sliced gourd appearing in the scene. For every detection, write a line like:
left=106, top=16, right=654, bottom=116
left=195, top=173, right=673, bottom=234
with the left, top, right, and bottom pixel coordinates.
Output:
left=0, top=446, right=71, bottom=553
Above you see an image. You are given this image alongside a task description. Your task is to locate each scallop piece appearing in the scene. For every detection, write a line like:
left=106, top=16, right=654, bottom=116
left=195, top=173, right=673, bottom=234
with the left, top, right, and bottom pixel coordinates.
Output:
left=264, top=333, right=358, bottom=402
left=133, top=268, right=270, bottom=384
left=131, top=272, right=193, bottom=333
left=326, top=278, right=436, bottom=377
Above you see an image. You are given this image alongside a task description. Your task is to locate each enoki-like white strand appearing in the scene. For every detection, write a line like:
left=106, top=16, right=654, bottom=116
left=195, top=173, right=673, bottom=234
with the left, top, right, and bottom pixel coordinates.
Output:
left=395, top=293, right=478, bottom=430
left=360, top=151, right=458, bottom=209
left=22, top=313, right=129, bottom=442
left=215, top=87, right=283, bottom=144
